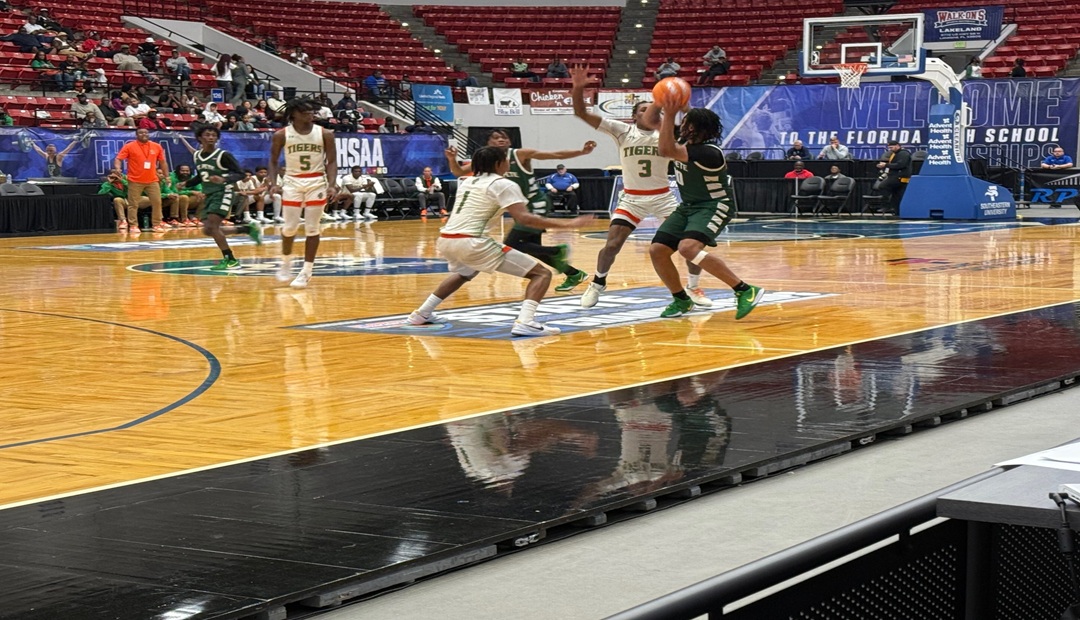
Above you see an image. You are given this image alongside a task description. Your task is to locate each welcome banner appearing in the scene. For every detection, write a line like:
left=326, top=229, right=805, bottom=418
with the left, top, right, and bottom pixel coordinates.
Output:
left=695, top=78, right=1080, bottom=168
left=0, top=129, right=449, bottom=182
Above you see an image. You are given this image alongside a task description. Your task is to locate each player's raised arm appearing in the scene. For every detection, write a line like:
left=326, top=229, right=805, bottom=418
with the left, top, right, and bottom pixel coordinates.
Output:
left=570, top=65, right=602, bottom=129
left=445, top=146, right=471, bottom=176
left=657, top=103, right=689, bottom=163
left=517, top=141, right=597, bottom=162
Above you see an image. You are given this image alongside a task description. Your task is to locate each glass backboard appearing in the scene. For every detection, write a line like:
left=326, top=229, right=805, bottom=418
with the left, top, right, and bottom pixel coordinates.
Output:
left=802, top=13, right=926, bottom=76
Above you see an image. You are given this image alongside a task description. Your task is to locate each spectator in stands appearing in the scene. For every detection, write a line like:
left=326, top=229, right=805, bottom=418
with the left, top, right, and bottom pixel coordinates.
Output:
left=56, top=59, right=78, bottom=92
left=959, top=57, right=982, bottom=80
left=257, top=36, right=277, bottom=54
left=31, top=51, right=73, bottom=91
left=415, top=166, right=446, bottom=219
left=156, top=90, right=182, bottom=113
left=380, top=118, right=398, bottom=134
left=251, top=99, right=271, bottom=126
left=451, top=65, right=479, bottom=88
left=214, top=53, right=235, bottom=101
left=221, top=113, right=238, bottom=131
left=290, top=46, right=310, bottom=69
left=114, top=44, right=150, bottom=74
left=21, top=15, right=46, bottom=35
left=1041, top=146, right=1073, bottom=170
left=124, top=95, right=151, bottom=121
left=786, top=140, right=812, bottom=160
left=875, top=140, right=911, bottom=214
left=70, top=92, right=105, bottom=124
left=79, top=31, right=99, bottom=54
left=34, top=9, right=72, bottom=38
left=138, top=109, right=167, bottom=130
left=364, top=70, right=387, bottom=103
left=655, top=57, right=681, bottom=80
left=0, top=29, right=46, bottom=53
left=697, top=45, right=729, bottom=85
left=98, top=92, right=130, bottom=126
left=816, top=135, right=850, bottom=160
left=398, top=74, right=412, bottom=99
left=334, top=99, right=362, bottom=133
left=784, top=160, right=813, bottom=179
left=235, top=114, right=255, bottom=131
left=546, top=58, right=569, bottom=79
left=510, top=57, right=540, bottom=82
left=50, top=37, right=87, bottom=60
left=231, top=55, right=251, bottom=105
left=1010, top=58, right=1026, bottom=78
left=202, top=102, right=226, bottom=128
left=182, top=91, right=202, bottom=115
left=0, top=107, right=12, bottom=126
left=165, top=49, right=190, bottom=84
left=545, top=164, right=581, bottom=214
left=81, top=110, right=106, bottom=128
left=90, top=67, right=107, bottom=92
left=137, top=37, right=160, bottom=72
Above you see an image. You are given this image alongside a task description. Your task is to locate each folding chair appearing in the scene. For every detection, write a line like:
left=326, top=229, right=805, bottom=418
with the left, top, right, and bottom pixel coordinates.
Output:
left=790, top=176, right=825, bottom=216
left=816, top=176, right=855, bottom=216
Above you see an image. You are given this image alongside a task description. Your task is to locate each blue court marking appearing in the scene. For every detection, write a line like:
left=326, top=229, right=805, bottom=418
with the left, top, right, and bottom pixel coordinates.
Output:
left=290, top=286, right=834, bottom=340
left=0, top=309, right=221, bottom=450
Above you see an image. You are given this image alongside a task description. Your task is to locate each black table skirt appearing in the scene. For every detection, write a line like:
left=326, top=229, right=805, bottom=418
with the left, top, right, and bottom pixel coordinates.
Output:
left=0, top=195, right=114, bottom=234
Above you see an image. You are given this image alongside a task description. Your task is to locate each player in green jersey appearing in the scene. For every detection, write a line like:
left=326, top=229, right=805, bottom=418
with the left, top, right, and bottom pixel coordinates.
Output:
left=183, top=126, right=262, bottom=271
left=646, top=102, right=762, bottom=320
left=445, top=129, right=595, bottom=292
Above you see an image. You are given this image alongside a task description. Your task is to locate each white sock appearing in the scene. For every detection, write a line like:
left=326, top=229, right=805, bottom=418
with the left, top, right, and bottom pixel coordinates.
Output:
left=688, top=273, right=701, bottom=288
left=517, top=299, right=540, bottom=324
left=301, top=261, right=314, bottom=275
left=418, top=294, right=442, bottom=316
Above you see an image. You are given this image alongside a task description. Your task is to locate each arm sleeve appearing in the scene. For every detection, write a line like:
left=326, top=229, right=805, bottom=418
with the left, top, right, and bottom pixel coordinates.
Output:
left=219, top=152, right=245, bottom=184
left=491, top=178, right=528, bottom=209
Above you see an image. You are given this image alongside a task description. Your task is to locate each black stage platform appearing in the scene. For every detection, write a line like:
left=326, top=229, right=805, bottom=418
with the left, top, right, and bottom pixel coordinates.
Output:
left=0, top=194, right=113, bottom=235
left=4, top=303, right=1080, bottom=619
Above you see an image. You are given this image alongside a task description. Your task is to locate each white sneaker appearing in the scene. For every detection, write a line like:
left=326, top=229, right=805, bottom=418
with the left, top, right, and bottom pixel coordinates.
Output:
left=273, top=216, right=285, bottom=224
left=511, top=320, right=561, bottom=337
left=363, top=211, right=377, bottom=221
left=687, top=287, right=713, bottom=307
left=406, top=311, right=448, bottom=325
left=353, top=212, right=364, bottom=220
left=257, top=214, right=272, bottom=223
left=242, top=213, right=253, bottom=223
left=320, top=212, right=333, bottom=222
left=276, top=257, right=294, bottom=283
left=580, top=282, right=606, bottom=308
left=290, top=271, right=312, bottom=288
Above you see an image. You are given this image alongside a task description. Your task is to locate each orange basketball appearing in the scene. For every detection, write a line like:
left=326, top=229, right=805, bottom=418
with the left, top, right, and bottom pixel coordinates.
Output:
left=652, top=77, right=691, bottom=108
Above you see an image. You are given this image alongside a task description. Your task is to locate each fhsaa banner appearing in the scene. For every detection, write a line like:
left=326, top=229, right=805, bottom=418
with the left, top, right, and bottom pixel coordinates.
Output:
left=0, top=128, right=448, bottom=182
left=493, top=88, right=523, bottom=116
left=411, top=84, right=455, bottom=123
left=923, top=6, right=1003, bottom=42
left=696, top=78, right=1080, bottom=168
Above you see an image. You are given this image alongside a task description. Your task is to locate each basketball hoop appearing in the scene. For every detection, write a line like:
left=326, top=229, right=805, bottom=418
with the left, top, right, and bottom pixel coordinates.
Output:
left=836, top=62, right=868, bottom=89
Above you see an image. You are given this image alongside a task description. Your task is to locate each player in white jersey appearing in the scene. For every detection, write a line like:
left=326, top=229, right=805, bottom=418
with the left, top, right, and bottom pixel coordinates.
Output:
left=406, top=147, right=594, bottom=337
left=267, top=98, right=338, bottom=288
left=569, top=66, right=709, bottom=309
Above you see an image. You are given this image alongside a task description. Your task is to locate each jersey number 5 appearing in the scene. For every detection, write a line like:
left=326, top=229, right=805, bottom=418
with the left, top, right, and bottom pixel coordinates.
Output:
left=637, top=159, right=652, bottom=178
left=299, top=154, right=312, bottom=172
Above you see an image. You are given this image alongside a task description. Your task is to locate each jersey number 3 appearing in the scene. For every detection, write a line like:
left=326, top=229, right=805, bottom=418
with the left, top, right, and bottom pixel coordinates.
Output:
left=637, top=159, right=652, bottom=178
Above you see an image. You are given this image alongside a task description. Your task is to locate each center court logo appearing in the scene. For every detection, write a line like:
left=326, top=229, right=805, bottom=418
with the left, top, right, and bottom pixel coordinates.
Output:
left=290, top=286, right=835, bottom=339
left=128, top=256, right=449, bottom=277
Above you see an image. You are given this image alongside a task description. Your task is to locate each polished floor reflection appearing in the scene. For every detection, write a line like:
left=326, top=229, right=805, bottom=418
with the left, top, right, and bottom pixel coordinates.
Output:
left=2, top=218, right=1080, bottom=617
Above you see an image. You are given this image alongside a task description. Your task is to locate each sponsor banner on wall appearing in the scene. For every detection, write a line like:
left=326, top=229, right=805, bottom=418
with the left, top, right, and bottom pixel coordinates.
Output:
left=528, top=88, right=597, bottom=115
left=695, top=78, right=1080, bottom=168
left=924, top=6, right=1003, bottom=42
left=411, top=84, right=455, bottom=123
left=466, top=86, right=490, bottom=105
left=493, top=88, right=523, bottom=116
left=596, top=91, right=652, bottom=120
left=0, top=129, right=449, bottom=182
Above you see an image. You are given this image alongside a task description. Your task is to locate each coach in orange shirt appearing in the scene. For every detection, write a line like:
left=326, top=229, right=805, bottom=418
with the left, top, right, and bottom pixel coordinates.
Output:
left=113, top=128, right=169, bottom=234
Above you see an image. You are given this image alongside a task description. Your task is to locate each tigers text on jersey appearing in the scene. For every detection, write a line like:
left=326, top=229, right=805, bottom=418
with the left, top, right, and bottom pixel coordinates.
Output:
left=284, top=124, right=326, bottom=176
left=598, top=118, right=670, bottom=192
left=673, top=143, right=734, bottom=205
left=441, top=173, right=527, bottom=237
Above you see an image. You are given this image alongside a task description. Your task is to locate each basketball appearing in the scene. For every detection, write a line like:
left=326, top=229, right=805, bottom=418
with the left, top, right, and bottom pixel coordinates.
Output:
left=652, top=77, right=691, bottom=108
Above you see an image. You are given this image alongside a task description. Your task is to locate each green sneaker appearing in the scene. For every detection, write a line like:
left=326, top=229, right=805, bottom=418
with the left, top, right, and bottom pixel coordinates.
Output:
left=551, top=244, right=570, bottom=272
left=660, top=297, right=695, bottom=318
left=210, top=257, right=242, bottom=271
left=247, top=223, right=263, bottom=246
left=555, top=269, right=587, bottom=292
left=734, top=284, right=764, bottom=320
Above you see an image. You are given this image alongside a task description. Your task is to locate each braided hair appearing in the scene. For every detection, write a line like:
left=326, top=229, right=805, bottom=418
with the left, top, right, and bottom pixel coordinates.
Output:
left=682, top=108, right=723, bottom=144
left=283, top=97, right=317, bottom=123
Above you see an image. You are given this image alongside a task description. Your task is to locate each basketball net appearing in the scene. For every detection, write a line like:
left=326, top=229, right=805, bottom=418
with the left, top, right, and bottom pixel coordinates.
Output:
left=836, top=62, right=868, bottom=89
